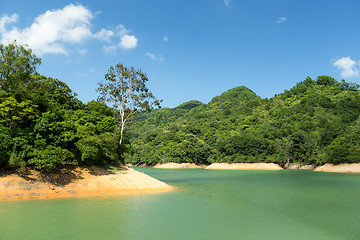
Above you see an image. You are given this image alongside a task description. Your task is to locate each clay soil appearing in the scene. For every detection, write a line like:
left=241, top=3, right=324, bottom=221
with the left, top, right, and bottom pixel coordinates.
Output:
left=0, top=166, right=172, bottom=201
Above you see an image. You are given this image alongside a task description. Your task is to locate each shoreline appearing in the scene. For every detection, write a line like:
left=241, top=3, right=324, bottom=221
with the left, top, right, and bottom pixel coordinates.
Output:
left=146, top=162, right=360, bottom=172
left=153, top=162, right=204, bottom=169
left=0, top=167, right=173, bottom=201
left=153, top=162, right=284, bottom=170
left=314, top=163, right=360, bottom=173
left=205, top=163, right=283, bottom=170
left=284, top=163, right=316, bottom=170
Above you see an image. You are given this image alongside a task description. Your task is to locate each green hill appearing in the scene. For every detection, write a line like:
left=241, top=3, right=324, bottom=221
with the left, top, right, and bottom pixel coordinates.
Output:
left=175, top=100, right=205, bottom=110
left=209, top=86, right=260, bottom=105
left=126, top=76, right=360, bottom=166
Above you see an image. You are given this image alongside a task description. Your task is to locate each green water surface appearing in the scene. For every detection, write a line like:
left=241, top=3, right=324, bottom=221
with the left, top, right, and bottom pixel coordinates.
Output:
left=1, top=168, right=360, bottom=240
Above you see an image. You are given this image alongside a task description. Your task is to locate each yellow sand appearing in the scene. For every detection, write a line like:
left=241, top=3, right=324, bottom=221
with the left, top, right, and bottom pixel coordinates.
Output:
left=154, top=162, right=204, bottom=169
left=314, top=163, right=360, bottom=173
left=205, top=163, right=283, bottom=170
left=0, top=167, right=173, bottom=201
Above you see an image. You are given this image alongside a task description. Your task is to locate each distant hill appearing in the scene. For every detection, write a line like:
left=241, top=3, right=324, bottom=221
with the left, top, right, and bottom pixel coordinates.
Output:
left=175, top=100, right=205, bottom=110
left=209, top=86, right=260, bottom=105
left=125, top=76, right=360, bottom=166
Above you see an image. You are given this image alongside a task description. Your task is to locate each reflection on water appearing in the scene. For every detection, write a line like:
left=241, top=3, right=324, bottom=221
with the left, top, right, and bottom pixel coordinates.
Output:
left=1, top=168, right=360, bottom=240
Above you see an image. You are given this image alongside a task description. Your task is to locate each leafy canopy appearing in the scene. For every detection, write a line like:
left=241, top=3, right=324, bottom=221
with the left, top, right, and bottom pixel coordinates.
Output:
left=0, top=42, right=41, bottom=98
left=0, top=43, right=125, bottom=170
left=97, top=63, right=161, bottom=145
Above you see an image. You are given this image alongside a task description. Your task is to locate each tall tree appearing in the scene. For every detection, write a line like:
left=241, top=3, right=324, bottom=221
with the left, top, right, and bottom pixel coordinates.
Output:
left=97, top=63, right=161, bottom=146
left=0, top=42, right=41, bottom=98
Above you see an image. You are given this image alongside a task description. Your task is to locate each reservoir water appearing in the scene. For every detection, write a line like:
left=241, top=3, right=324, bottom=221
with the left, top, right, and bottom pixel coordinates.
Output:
left=1, top=168, right=360, bottom=240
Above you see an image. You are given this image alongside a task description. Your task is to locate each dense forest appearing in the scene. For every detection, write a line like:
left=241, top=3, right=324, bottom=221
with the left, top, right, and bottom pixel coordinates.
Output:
left=125, top=76, right=360, bottom=166
left=0, top=43, right=126, bottom=170
left=2, top=42, right=360, bottom=171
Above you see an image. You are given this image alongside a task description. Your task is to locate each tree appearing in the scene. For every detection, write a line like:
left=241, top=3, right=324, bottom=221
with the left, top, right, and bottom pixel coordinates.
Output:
left=97, top=63, right=161, bottom=146
left=0, top=97, right=38, bottom=130
left=30, top=74, right=82, bottom=111
left=316, top=75, right=336, bottom=86
left=0, top=42, right=41, bottom=98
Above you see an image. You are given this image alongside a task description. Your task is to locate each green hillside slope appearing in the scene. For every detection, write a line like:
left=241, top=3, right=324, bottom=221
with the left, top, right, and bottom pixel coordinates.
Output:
left=126, top=76, right=360, bottom=166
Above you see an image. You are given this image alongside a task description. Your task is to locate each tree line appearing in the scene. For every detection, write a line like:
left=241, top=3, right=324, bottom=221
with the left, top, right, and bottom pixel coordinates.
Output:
left=2, top=42, right=360, bottom=171
left=125, top=76, right=360, bottom=166
left=0, top=43, right=159, bottom=171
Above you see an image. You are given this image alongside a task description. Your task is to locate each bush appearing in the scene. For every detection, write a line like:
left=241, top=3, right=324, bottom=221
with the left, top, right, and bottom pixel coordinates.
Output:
left=30, top=146, right=75, bottom=170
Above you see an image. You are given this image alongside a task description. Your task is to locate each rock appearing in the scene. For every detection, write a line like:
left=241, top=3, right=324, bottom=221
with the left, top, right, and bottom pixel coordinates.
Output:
left=284, top=163, right=316, bottom=170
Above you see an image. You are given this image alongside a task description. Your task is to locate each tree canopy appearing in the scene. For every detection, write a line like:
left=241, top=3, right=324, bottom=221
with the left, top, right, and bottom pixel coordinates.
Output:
left=0, top=42, right=41, bottom=99
left=97, top=63, right=161, bottom=146
left=2, top=42, right=360, bottom=170
left=125, top=77, right=360, bottom=166
left=0, top=43, right=123, bottom=170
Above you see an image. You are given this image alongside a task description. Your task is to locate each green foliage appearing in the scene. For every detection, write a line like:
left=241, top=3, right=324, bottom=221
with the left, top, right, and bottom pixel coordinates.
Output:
left=209, top=86, right=260, bottom=106
left=30, top=146, right=75, bottom=170
left=0, top=42, right=41, bottom=99
left=0, top=125, right=11, bottom=166
left=85, top=100, right=114, bottom=116
left=34, top=111, right=77, bottom=149
left=97, top=63, right=162, bottom=146
left=126, top=75, right=360, bottom=166
left=321, top=116, right=360, bottom=164
left=0, top=43, right=125, bottom=170
left=175, top=100, right=205, bottom=110
left=29, top=74, right=83, bottom=112
left=76, top=136, right=102, bottom=165
left=0, top=97, right=38, bottom=130
left=316, top=75, right=337, bottom=86
left=2, top=41, right=359, bottom=169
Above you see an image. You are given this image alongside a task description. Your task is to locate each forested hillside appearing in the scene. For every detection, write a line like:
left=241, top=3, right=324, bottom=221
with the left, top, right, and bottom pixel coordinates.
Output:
left=0, top=43, right=125, bottom=170
left=126, top=76, right=360, bottom=166
left=2, top=42, right=360, bottom=170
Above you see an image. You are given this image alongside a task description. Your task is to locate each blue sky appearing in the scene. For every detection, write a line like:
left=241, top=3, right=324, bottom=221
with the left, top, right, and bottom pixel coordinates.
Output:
left=1, top=0, right=360, bottom=108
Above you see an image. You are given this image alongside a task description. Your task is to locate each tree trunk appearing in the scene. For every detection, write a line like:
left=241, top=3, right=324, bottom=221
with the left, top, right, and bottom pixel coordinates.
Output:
left=119, top=112, right=125, bottom=146
left=119, top=123, right=124, bottom=145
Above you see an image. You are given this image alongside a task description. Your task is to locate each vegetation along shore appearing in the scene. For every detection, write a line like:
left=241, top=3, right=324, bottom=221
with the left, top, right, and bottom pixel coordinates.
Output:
left=1, top=41, right=360, bottom=201
left=126, top=75, right=360, bottom=168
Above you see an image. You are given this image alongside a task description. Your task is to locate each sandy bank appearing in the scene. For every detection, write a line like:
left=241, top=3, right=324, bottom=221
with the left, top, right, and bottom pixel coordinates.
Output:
left=314, top=163, right=360, bottom=173
left=284, top=163, right=316, bottom=170
left=154, top=162, right=204, bottom=169
left=0, top=167, right=172, bottom=201
left=205, top=163, right=283, bottom=170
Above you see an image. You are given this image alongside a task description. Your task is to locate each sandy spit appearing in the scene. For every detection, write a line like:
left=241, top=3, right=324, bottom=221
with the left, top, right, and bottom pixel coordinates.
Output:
left=0, top=167, right=173, bottom=201
left=154, top=162, right=204, bottom=169
left=205, top=163, right=283, bottom=170
left=284, top=163, right=316, bottom=170
left=314, top=163, right=360, bottom=173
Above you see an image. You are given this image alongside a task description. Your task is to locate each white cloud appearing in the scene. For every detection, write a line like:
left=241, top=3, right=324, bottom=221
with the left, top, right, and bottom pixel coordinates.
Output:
left=0, top=4, right=138, bottom=55
left=224, top=0, right=231, bottom=7
left=1, top=4, right=93, bottom=55
left=333, top=57, right=359, bottom=78
left=116, top=24, right=130, bottom=36
left=0, top=14, right=18, bottom=33
left=102, top=24, right=138, bottom=53
left=103, top=45, right=117, bottom=55
left=93, top=28, right=114, bottom=42
left=120, top=34, right=137, bottom=49
left=163, top=36, right=168, bottom=42
left=145, top=53, right=164, bottom=62
left=276, top=16, right=287, bottom=23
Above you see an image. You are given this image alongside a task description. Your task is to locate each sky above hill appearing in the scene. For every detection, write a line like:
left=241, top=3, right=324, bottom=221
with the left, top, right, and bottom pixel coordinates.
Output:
left=1, top=0, right=360, bottom=107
